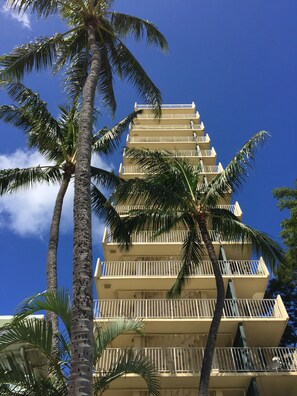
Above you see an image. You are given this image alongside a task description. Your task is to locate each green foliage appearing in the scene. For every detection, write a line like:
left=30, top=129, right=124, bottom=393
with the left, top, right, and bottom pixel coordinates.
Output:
left=113, top=131, right=284, bottom=295
left=265, top=179, right=297, bottom=346
left=0, top=290, right=159, bottom=395
left=1, top=1, right=168, bottom=115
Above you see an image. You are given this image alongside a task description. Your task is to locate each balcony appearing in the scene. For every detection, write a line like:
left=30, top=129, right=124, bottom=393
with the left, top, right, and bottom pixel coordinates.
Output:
left=94, top=297, right=287, bottom=345
left=135, top=102, right=196, bottom=110
left=97, top=259, right=266, bottom=278
left=136, top=111, right=200, bottom=120
left=96, top=347, right=297, bottom=395
left=97, top=347, right=297, bottom=374
left=94, top=298, right=285, bottom=321
left=126, top=133, right=210, bottom=150
left=102, top=228, right=252, bottom=261
left=123, top=148, right=216, bottom=166
left=119, top=163, right=223, bottom=180
left=132, top=123, right=204, bottom=131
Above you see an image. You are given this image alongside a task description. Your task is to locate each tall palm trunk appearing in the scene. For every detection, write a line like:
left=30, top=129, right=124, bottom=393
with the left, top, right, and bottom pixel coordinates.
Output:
left=69, top=24, right=101, bottom=396
left=197, top=214, right=225, bottom=396
left=46, top=172, right=71, bottom=352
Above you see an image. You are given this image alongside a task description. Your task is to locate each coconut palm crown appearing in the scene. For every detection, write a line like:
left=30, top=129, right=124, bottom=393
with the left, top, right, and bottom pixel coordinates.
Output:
left=112, top=130, right=285, bottom=396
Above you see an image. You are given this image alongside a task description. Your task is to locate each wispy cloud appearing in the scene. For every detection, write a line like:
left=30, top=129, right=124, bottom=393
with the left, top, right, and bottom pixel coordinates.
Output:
left=1, top=3, right=31, bottom=29
left=0, top=149, right=112, bottom=240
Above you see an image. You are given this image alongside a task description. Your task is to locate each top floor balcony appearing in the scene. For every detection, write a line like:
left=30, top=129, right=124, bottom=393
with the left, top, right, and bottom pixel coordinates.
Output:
left=135, top=102, right=196, bottom=112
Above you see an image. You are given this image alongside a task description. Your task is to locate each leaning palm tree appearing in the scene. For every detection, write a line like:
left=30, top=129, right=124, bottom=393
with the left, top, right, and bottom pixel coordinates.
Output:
left=1, top=2, right=168, bottom=391
left=0, top=81, right=137, bottom=348
left=0, top=289, right=159, bottom=396
left=112, top=131, right=284, bottom=396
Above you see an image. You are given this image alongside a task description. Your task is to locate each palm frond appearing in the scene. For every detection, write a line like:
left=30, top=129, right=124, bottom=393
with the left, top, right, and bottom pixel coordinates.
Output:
left=211, top=210, right=285, bottom=272
left=91, top=183, right=131, bottom=248
left=109, top=41, right=162, bottom=116
left=64, top=50, right=89, bottom=103
left=0, top=352, right=67, bottom=396
left=204, top=131, right=269, bottom=204
left=0, top=166, right=62, bottom=195
left=168, top=227, right=204, bottom=298
left=93, top=349, right=159, bottom=396
left=93, top=319, right=143, bottom=360
left=0, top=35, right=65, bottom=81
left=13, top=289, right=72, bottom=338
left=91, top=167, right=121, bottom=189
left=0, top=319, right=56, bottom=367
left=92, top=110, right=141, bottom=154
left=6, top=0, right=59, bottom=18
left=0, top=105, right=33, bottom=131
left=111, top=12, right=169, bottom=51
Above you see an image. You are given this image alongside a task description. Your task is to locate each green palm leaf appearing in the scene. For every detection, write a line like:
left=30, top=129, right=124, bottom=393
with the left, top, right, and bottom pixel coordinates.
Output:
left=111, top=12, right=169, bottom=50
left=93, top=349, right=159, bottom=396
left=13, top=289, right=72, bottom=338
left=204, top=131, right=269, bottom=204
left=110, top=41, right=162, bottom=115
left=0, top=35, right=65, bottom=81
left=0, top=166, right=62, bottom=195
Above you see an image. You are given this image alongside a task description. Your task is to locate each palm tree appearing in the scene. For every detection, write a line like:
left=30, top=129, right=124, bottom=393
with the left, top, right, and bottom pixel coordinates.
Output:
left=112, top=131, right=285, bottom=396
left=1, top=2, right=168, bottom=392
left=0, top=81, right=138, bottom=349
left=0, top=289, right=159, bottom=396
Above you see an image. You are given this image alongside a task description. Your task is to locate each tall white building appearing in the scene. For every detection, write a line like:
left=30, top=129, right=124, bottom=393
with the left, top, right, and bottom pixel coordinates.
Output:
left=94, top=103, right=297, bottom=396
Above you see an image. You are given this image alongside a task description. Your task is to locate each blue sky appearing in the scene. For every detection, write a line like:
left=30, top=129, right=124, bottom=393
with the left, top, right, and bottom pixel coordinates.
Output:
left=0, top=0, right=296, bottom=314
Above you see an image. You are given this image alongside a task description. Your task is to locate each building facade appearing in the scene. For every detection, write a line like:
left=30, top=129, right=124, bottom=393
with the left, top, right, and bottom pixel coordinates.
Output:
left=94, top=103, right=297, bottom=396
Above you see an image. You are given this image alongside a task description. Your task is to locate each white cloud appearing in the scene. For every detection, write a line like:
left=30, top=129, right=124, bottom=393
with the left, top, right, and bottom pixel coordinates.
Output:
left=0, top=150, right=72, bottom=237
left=0, top=149, right=113, bottom=242
left=1, top=3, right=31, bottom=29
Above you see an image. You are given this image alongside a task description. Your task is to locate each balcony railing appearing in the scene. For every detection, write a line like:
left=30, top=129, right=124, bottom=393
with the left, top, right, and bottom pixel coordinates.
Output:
left=97, top=347, right=297, bottom=374
left=116, top=202, right=241, bottom=217
left=132, top=124, right=204, bottom=130
left=136, top=111, right=200, bottom=119
left=135, top=103, right=195, bottom=109
left=120, top=164, right=223, bottom=175
left=97, top=259, right=268, bottom=278
left=103, top=229, right=248, bottom=244
left=124, top=148, right=216, bottom=159
left=127, top=134, right=210, bottom=144
left=94, top=298, right=284, bottom=320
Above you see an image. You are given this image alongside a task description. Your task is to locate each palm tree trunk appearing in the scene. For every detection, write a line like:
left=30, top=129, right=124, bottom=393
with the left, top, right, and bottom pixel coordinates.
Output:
left=69, top=24, right=101, bottom=396
left=46, top=172, right=71, bottom=353
left=197, top=214, right=225, bottom=396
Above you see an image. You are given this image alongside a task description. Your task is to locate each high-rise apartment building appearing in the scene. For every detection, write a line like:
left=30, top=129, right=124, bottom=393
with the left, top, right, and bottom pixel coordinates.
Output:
left=94, top=103, right=297, bottom=396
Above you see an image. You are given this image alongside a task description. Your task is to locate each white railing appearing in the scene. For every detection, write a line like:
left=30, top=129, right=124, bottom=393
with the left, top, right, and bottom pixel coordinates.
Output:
left=128, top=134, right=210, bottom=144
left=104, top=229, right=250, bottom=244
left=117, top=203, right=238, bottom=215
left=94, top=298, right=283, bottom=320
left=124, top=149, right=215, bottom=158
left=121, top=164, right=222, bottom=175
left=132, top=124, right=203, bottom=130
left=97, top=347, right=297, bottom=373
left=136, top=112, right=200, bottom=119
left=98, top=259, right=267, bottom=277
left=135, top=103, right=195, bottom=109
